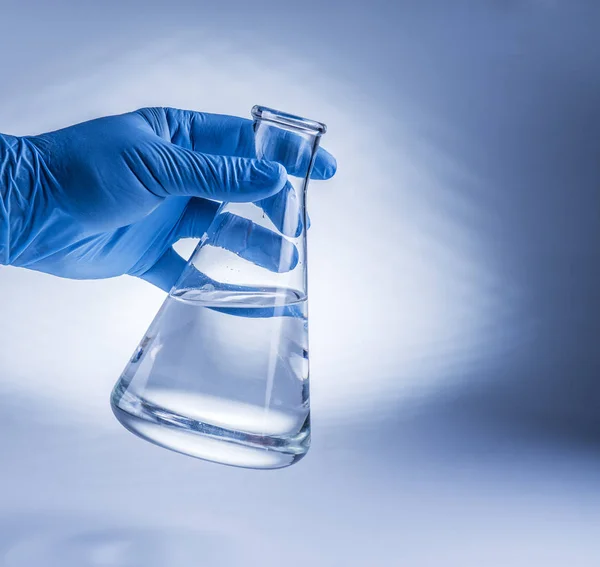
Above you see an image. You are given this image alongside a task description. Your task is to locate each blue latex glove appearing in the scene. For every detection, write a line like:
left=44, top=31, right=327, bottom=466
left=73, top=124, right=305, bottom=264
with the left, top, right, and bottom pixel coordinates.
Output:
left=0, top=107, right=336, bottom=291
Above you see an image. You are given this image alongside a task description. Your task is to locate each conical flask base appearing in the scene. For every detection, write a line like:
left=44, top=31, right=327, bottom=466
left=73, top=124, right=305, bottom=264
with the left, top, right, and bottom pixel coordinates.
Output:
left=110, top=288, right=311, bottom=469
left=111, top=389, right=310, bottom=469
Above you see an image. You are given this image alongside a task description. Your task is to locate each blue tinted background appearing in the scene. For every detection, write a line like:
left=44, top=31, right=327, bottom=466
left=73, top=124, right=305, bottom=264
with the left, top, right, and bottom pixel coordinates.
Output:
left=1, top=1, right=600, bottom=565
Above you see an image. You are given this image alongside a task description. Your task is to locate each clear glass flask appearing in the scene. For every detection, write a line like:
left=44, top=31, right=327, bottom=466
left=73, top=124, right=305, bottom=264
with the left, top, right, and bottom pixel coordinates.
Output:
left=111, top=105, right=327, bottom=469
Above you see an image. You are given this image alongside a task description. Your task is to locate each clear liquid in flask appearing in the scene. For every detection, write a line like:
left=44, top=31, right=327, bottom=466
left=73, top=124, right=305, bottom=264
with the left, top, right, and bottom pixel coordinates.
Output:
left=111, top=287, right=310, bottom=469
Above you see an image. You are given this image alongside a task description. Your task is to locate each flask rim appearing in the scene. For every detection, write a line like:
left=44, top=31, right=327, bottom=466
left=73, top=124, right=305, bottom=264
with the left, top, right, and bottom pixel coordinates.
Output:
left=251, top=105, right=327, bottom=136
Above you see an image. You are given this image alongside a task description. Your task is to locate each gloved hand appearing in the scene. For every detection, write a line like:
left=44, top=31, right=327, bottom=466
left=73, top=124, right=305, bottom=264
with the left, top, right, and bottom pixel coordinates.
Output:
left=0, top=107, right=336, bottom=291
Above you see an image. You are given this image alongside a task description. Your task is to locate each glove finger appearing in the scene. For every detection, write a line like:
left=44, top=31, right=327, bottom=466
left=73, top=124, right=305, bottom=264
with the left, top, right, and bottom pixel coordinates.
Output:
left=137, top=247, right=186, bottom=292
left=173, top=188, right=311, bottom=243
left=134, top=108, right=337, bottom=180
left=256, top=181, right=303, bottom=238
left=205, top=212, right=298, bottom=273
left=174, top=198, right=220, bottom=240
left=256, top=182, right=314, bottom=237
left=129, top=141, right=287, bottom=201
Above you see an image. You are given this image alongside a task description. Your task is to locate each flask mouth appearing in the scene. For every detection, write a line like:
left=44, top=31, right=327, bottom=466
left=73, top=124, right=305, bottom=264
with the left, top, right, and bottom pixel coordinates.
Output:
left=251, top=105, right=327, bottom=136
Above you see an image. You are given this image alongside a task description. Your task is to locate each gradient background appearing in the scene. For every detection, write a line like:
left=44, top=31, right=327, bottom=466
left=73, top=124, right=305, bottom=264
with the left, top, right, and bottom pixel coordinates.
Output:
left=1, top=1, right=600, bottom=565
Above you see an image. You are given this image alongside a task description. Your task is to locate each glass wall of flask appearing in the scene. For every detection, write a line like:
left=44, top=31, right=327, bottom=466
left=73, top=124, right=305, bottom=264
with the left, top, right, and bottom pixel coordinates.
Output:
left=111, top=105, right=327, bottom=469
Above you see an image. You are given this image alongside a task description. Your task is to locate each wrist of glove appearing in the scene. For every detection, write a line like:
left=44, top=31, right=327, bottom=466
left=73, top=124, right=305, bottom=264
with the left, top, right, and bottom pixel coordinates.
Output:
left=0, top=134, right=58, bottom=268
left=1, top=134, right=31, bottom=265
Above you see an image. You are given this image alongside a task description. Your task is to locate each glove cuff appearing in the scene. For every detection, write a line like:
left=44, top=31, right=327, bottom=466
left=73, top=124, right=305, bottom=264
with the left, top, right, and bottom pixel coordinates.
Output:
left=0, top=134, right=15, bottom=264
left=0, top=134, right=40, bottom=265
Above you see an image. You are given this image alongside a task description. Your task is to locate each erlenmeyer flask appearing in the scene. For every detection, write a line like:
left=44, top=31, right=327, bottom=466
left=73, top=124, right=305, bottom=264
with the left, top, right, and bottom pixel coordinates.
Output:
left=111, top=105, right=327, bottom=469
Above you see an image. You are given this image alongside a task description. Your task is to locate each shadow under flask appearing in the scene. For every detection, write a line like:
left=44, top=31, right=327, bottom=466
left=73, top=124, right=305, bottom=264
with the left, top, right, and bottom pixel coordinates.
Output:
left=111, top=105, right=327, bottom=469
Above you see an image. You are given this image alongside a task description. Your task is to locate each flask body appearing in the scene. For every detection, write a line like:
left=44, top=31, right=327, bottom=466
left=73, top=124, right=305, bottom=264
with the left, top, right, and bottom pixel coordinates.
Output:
left=111, top=106, right=325, bottom=469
